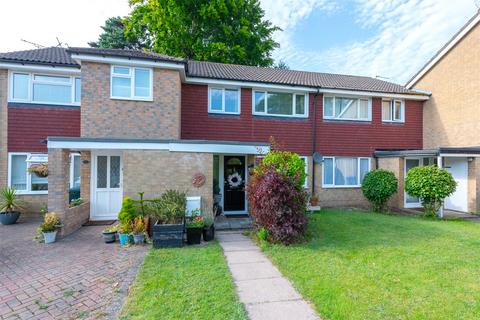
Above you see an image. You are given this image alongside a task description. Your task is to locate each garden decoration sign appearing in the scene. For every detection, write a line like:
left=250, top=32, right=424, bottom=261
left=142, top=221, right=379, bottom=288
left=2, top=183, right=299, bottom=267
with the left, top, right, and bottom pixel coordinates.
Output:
left=192, top=173, right=206, bottom=188
left=227, top=172, right=243, bottom=188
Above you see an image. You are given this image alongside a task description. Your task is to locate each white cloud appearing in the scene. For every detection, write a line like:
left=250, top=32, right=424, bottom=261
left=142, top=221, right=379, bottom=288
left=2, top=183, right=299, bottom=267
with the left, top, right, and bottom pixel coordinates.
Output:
left=0, top=0, right=130, bottom=52
left=266, top=0, right=478, bottom=84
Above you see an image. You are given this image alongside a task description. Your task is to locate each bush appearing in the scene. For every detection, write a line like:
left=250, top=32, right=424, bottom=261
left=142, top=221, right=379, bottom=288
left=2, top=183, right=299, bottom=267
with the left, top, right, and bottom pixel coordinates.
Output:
left=118, top=197, right=137, bottom=223
left=405, top=165, right=457, bottom=217
left=145, top=190, right=186, bottom=224
left=361, top=169, right=398, bottom=212
left=254, top=150, right=306, bottom=190
left=248, top=167, right=308, bottom=244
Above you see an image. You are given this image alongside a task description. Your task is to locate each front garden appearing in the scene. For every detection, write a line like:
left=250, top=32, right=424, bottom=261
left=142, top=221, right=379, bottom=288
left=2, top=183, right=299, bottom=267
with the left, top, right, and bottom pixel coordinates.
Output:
left=262, top=210, right=480, bottom=320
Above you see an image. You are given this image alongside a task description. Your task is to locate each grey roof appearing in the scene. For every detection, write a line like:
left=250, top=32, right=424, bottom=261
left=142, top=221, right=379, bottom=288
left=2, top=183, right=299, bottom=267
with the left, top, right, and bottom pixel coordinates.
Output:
left=187, top=60, right=423, bottom=95
left=0, top=46, right=426, bottom=95
left=67, top=47, right=185, bottom=64
left=0, top=47, right=79, bottom=67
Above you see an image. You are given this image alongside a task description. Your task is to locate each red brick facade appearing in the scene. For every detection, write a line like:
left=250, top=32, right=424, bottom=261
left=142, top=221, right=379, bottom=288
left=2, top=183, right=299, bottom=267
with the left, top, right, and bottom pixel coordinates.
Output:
left=181, top=84, right=423, bottom=156
left=8, top=105, right=80, bottom=152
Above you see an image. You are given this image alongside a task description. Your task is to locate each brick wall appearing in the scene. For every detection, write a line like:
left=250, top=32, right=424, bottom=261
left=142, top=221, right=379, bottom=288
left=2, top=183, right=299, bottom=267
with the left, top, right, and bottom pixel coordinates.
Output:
left=377, top=157, right=404, bottom=210
left=81, top=62, right=181, bottom=139
left=123, top=150, right=213, bottom=215
left=0, top=69, right=8, bottom=187
left=467, top=158, right=480, bottom=213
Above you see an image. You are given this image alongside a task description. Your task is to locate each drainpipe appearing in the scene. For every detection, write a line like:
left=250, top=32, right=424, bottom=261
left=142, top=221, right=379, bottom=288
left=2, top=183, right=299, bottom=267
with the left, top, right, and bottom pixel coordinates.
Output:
left=311, top=88, right=320, bottom=194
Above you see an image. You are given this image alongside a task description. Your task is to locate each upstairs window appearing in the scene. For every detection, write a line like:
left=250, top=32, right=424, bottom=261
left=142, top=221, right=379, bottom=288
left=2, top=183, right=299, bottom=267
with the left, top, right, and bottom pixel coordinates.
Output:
left=208, top=87, right=240, bottom=114
left=111, top=66, right=152, bottom=100
left=382, top=99, right=404, bottom=122
left=253, top=91, right=308, bottom=117
left=323, top=96, right=371, bottom=121
left=323, top=157, right=370, bottom=187
left=10, top=72, right=80, bottom=105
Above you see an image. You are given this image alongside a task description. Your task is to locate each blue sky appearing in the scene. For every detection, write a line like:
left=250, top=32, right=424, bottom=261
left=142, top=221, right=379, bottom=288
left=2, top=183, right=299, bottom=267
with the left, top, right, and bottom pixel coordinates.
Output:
left=1, top=0, right=478, bottom=84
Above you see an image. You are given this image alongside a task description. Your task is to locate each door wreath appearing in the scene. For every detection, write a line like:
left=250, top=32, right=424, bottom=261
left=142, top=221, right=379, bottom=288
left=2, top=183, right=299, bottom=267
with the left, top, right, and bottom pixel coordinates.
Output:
left=227, top=172, right=242, bottom=188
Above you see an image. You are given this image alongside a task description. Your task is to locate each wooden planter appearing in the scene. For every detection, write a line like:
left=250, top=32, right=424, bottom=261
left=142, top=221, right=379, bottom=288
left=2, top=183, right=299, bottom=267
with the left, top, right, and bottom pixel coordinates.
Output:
left=153, top=223, right=184, bottom=248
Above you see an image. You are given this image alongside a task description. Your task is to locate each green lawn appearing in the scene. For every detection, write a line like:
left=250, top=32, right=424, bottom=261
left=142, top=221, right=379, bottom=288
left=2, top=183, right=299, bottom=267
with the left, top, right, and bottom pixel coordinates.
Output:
left=120, top=242, right=247, bottom=320
left=262, top=210, right=480, bottom=320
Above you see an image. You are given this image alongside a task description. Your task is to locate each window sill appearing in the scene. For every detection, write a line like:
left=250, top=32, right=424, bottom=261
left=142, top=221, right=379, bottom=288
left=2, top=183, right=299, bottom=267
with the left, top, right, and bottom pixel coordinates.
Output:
left=323, top=118, right=371, bottom=123
left=253, top=114, right=308, bottom=120
left=8, top=101, right=80, bottom=108
left=16, top=191, right=48, bottom=195
left=208, top=111, right=241, bottom=116
left=322, top=185, right=361, bottom=189
left=110, top=96, right=153, bottom=102
left=382, top=120, right=405, bottom=124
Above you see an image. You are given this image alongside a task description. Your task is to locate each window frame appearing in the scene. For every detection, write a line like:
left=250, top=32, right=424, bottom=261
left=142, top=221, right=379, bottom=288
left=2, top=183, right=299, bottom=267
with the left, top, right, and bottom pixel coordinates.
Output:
left=70, top=153, right=81, bottom=190
left=322, top=156, right=371, bottom=188
left=252, top=90, right=309, bottom=118
left=208, top=86, right=241, bottom=115
left=322, top=95, right=372, bottom=121
left=300, top=156, right=309, bottom=188
left=8, top=152, right=48, bottom=195
left=110, top=65, right=153, bottom=101
left=8, top=71, right=81, bottom=106
left=382, top=98, right=405, bottom=123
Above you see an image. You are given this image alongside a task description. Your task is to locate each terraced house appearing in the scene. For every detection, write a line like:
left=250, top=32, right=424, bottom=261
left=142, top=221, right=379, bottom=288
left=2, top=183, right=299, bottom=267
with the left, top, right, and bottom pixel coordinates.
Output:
left=0, top=46, right=435, bottom=235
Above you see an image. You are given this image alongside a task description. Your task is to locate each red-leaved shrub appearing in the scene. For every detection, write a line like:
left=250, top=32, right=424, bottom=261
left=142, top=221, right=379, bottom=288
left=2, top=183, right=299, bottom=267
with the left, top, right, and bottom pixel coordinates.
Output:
left=248, top=167, right=308, bottom=244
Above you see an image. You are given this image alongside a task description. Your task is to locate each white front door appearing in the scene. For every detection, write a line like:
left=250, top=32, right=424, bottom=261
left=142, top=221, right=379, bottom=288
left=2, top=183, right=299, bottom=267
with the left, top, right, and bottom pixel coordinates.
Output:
left=91, top=152, right=123, bottom=220
left=444, top=157, right=468, bottom=212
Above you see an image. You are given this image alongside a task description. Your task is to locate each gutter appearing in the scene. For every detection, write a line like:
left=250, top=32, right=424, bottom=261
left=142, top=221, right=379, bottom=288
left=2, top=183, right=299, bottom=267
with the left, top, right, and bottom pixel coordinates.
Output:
left=311, top=88, right=320, bottom=194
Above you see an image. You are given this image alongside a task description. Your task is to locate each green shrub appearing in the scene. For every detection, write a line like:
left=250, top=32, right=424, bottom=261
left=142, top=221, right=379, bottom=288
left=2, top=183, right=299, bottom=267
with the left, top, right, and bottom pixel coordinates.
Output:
left=405, top=165, right=457, bottom=217
left=257, top=227, right=269, bottom=242
left=118, top=197, right=137, bottom=223
left=254, top=150, right=306, bottom=189
left=361, top=169, right=398, bottom=212
left=145, top=190, right=186, bottom=224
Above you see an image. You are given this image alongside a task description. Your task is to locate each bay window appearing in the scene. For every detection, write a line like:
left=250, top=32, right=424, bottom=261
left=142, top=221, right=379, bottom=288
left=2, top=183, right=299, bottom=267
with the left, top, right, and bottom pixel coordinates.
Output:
left=382, top=99, right=404, bottom=122
left=323, top=95, right=371, bottom=121
left=111, top=66, right=152, bottom=100
left=322, top=157, right=371, bottom=187
left=253, top=90, right=308, bottom=117
left=208, top=87, right=240, bottom=114
left=10, top=72, right=81, bottom=105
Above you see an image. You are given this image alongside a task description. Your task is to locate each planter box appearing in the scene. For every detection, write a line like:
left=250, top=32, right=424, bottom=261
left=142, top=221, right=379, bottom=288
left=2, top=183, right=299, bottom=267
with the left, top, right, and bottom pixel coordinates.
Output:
left=153, top=223, right=184, bottom=248
left=186, top=227, right=202, bottom=245
left=203, top=225, right=215, bottom=242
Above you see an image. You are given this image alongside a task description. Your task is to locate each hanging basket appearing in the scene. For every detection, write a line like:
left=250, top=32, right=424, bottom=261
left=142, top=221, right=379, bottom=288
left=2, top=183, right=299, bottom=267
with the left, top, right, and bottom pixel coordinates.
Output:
left=28, top=163, right=49, bottom=178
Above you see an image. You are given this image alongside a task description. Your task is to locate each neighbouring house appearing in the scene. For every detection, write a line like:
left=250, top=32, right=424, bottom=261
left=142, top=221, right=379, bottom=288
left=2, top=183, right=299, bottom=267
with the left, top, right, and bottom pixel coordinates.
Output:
left=0, top=45, right=431, bottom=236
left=375, top=11, right=480, bottom=215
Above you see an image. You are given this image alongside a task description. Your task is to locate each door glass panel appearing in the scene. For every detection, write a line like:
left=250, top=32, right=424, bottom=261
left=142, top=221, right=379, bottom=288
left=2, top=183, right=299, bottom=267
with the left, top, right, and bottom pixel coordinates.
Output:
left=110, top=156, right=121, bottom=188
left=96, top=156, right=107, bottom=188
left=405, top=159, right=420, bottom=203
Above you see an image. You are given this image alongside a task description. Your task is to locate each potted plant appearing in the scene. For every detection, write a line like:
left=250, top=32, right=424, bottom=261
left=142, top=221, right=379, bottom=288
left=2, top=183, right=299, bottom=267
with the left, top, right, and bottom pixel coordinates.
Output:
left=146, top=190, right=186, bottom=248
left=309, top=194, right=319, bottom=206
left=39, top=212, right=61, bottom=244
left=202, top=210, right=215, bottom=242
left=118, top=222, right=132, bottom=246
left=28, top=163, right=48, bottom=178
left=186, top=210, right=205, bottom=245
left=102, top=225, right=118, bottom=243
left=132, top=217, right=146, bottom=244
left=0, top=187, right=25, bottom=225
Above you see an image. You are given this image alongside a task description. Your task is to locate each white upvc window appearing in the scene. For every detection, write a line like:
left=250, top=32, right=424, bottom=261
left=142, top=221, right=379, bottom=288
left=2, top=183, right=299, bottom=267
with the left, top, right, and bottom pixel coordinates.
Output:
left=8, top=153, right=48, bottom=194
left=253, top=90, right=308, bottom=118
left=9, top=72, right=81, bottom=106
left=382, top=99, right=404, bottom=122
left=70, top=154, right=81, bottom=190
left=110, top=65, right=153, bottom=101
left=208, top=87, right=241, bottom=114
left=323, top=95, right=371, bottom=121
left=322, top=157, right=371, bottom=188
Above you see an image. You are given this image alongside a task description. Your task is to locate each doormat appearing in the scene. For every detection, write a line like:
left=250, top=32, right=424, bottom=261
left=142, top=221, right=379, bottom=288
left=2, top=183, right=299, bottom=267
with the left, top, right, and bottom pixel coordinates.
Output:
left=83, top=220, right=116, bottom=226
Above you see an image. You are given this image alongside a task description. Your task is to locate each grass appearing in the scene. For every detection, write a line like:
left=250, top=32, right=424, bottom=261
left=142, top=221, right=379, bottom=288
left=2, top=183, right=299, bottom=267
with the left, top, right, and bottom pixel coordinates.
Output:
left=120, top=241, right=247, bottom=320
left=262, top=209, right=480, bottom=320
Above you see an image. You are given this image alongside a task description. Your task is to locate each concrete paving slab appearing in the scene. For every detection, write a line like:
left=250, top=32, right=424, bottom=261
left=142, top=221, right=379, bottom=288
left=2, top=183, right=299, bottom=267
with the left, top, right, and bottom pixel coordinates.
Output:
left=246, top=300, right=319, bottom=320
left=220, top=240, right=260, bottom=252
left=235, top=277, right=302, bottom=304
left=223, top=250, right=268, bottom=264
left=228, top=262, right=282, bottom=281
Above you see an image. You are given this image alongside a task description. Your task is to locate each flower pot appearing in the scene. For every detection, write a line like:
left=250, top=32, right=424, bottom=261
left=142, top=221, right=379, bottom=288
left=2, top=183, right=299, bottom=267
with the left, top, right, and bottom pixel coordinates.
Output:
left=43, top=230, right=57, bottom=244
left=102, top=231, right=117, bottom=243
left=118, top=233, right=129, bottom=246
left=203, top=225, right=215, bottom=242
left=186, top=227, right=203, bottom=245
left=0, top=211, right=20, bottom=225
left=133, top=234, right=145, bottom=245
left=153, top=223, right=184, bottom=248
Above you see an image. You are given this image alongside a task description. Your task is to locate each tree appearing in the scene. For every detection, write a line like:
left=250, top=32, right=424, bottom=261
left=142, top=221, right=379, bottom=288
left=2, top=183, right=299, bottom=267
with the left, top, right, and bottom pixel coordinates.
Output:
left=89, top=16, right=150, bottom=50
left=405, top=166, right=457, bottom=217
left=274, top=60, right=290, bottom=69
left=125, top=0, right=280, bottom=66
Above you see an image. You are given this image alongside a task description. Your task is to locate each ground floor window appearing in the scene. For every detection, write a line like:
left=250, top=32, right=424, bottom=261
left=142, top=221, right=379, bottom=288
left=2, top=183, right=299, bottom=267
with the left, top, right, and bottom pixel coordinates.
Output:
left=322, top=157, right=370, bottom=187
left=8, top=152, right=81, bottom=195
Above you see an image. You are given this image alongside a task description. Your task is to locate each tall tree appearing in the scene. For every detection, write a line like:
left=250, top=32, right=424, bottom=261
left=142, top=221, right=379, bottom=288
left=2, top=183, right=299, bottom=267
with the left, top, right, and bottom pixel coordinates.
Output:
left=89, top=16, right=150, bottom=50
left=125, top=0, right=280, bottom=66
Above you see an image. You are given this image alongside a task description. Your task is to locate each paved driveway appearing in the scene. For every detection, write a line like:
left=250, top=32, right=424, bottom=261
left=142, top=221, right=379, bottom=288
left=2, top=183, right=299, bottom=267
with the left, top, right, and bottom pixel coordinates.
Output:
left=0, top=217, right=147, bottom=320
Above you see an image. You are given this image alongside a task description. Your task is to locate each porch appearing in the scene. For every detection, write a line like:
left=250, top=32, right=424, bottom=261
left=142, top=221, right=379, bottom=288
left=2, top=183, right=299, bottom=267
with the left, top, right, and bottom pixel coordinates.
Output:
left=46, top=137, right=268, bottom=236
